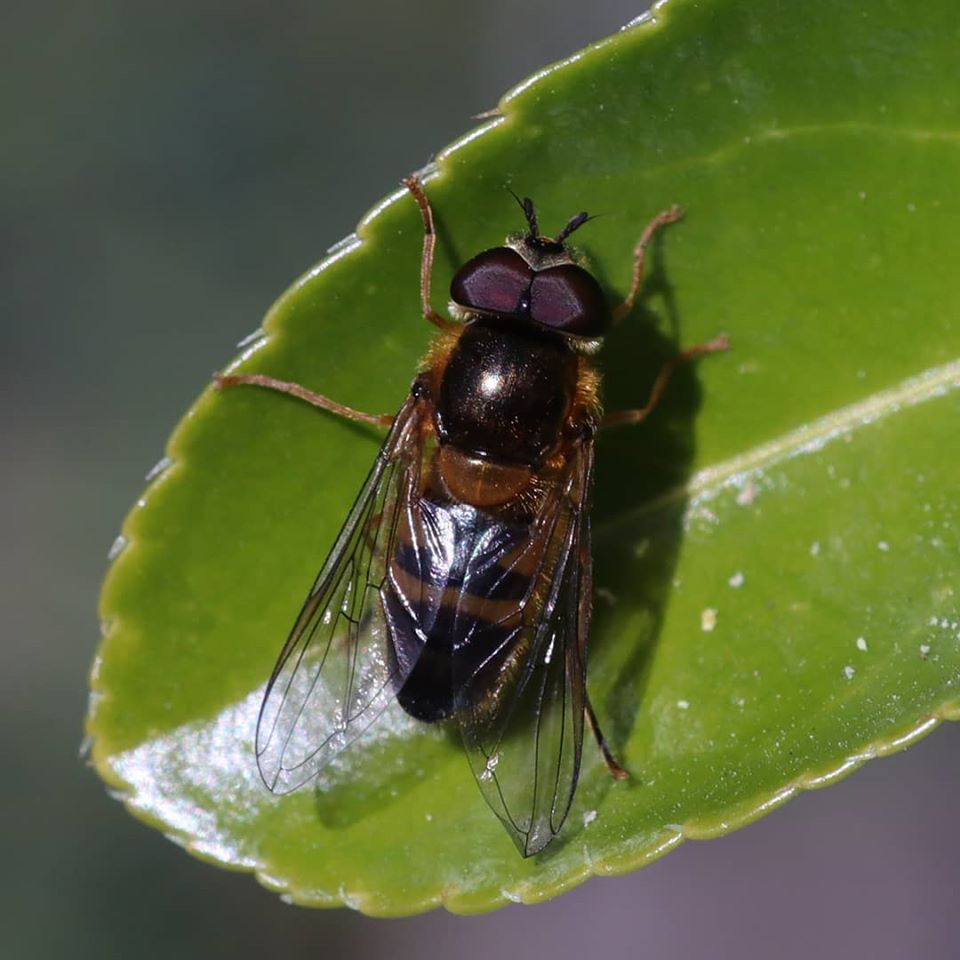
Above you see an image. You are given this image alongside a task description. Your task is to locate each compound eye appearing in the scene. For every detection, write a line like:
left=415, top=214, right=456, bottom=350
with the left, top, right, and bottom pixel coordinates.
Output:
left=529, top=264, right=609, bottom=337
left=450, top=247, right=532, bottom=317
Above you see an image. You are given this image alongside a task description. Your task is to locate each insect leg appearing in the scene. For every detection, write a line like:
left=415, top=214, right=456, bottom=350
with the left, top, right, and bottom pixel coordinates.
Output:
left=215, top=373, right=393, bottom=428
left=612, top=205, right=685, bottom=324
left=601, top=335, right=729, bottom=428
left=402, top=175, right=458, bottom=332
left=584, top=693, right=629, bottom=780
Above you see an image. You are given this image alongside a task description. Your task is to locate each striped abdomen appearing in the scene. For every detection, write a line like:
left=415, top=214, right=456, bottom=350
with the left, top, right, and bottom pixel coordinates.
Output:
left=382, top=495, right=539, bottom=722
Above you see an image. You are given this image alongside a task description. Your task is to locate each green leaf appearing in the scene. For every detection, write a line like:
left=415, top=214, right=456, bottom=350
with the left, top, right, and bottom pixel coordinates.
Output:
left=88, top=0, right=960, bottom=915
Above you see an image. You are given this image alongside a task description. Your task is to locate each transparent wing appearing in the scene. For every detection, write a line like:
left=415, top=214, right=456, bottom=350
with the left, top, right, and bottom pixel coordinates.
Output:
left=457, top=441, right=594, bottom=857
left=255, top=394, right=425, bottom=794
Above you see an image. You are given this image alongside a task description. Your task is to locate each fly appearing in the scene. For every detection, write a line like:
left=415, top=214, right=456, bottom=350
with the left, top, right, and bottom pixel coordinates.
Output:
left=215, top=176, right=727, bottom=856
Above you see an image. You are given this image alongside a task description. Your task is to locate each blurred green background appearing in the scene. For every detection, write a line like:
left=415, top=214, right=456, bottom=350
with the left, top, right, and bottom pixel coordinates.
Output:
left=5, top=1, right=960, bottom=956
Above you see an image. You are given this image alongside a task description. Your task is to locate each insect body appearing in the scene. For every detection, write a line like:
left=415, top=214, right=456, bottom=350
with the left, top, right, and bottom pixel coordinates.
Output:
left=217, top=178, right=726, bottom=856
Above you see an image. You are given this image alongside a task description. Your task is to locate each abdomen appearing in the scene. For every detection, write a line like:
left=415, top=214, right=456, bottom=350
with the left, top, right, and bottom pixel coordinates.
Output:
left=383, top=497, right=533, bottom=722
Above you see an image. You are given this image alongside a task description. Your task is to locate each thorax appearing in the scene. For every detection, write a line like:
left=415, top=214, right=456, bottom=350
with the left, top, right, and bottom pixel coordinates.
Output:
left=434, top=318, right=577, bottom=465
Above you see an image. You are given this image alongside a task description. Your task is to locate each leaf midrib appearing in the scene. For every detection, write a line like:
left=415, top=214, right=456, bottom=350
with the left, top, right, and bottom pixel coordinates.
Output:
left=595, top=354, right=960, bottom=539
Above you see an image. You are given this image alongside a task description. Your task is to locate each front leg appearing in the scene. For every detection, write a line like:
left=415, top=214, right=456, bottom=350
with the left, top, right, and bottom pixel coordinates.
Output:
left=612, top=205, right=685, bottom=324
left=402, top=175, right=458, bottom=333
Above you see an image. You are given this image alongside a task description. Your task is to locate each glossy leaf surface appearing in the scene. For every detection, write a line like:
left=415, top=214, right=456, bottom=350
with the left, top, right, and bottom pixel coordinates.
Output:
left=89, top=0, right=960, bottom=914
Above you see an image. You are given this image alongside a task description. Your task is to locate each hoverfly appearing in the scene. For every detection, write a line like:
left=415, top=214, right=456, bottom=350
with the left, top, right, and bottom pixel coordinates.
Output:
left=216, top=177, right=726, bottom=856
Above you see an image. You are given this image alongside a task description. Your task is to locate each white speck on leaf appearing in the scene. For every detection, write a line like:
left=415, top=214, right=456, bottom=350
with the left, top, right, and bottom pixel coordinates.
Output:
left=736, top=480, right=756, bottom=506
left=810, top=541, right=821, bottom=557
left=633, top=539, right=650, bottom=558
left=920, top=644, right=931, bottom=659
left=856, top=637, right=868, bottom=652
left=701, top=608, right=717, bottom=632
left=677, top=699, right=690, bottom=710
left=728, top=571, right=745, bottom=588
left=843, top=665, right=855, bottom=680
left=595, top=586, right=617, bottom=606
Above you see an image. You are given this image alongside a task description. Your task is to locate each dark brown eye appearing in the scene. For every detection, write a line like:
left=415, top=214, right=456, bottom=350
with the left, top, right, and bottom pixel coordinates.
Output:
left=450, top=247, right=533, bottom=317
left=529, top=264, right=609, bottom=337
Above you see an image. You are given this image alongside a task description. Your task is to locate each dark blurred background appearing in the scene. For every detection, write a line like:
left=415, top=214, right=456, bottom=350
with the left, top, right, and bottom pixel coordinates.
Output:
left=4, top=2, right=959, bottom=957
